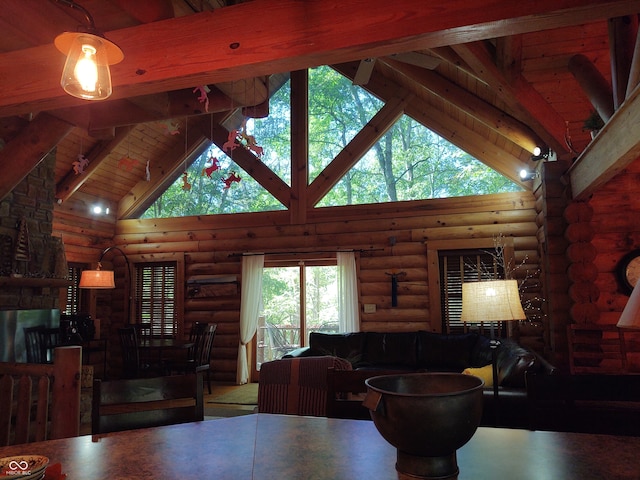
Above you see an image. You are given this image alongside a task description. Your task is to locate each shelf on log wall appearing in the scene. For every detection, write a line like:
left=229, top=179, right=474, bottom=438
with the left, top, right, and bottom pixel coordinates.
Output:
left=0, top=277, right=72, bottom=288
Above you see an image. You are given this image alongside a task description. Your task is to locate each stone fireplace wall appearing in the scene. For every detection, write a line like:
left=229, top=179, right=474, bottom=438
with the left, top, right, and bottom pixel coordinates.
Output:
left=0, top=151, right=64, bottom=310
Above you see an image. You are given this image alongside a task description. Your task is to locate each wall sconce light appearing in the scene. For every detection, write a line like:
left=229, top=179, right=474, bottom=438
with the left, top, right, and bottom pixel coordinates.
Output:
left=531, top=146, right=557, bottom=162
left=519, top=169, right=539, bottom=181
left=53, top=0, right=123, bottom=100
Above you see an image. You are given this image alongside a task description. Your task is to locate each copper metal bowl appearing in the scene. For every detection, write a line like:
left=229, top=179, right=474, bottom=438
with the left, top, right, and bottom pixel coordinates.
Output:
left=364, top=372, right=484, bottom=479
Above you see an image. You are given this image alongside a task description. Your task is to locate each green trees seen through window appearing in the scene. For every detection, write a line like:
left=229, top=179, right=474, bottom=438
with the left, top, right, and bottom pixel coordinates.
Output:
left=142, top=66, right=520, bottom=219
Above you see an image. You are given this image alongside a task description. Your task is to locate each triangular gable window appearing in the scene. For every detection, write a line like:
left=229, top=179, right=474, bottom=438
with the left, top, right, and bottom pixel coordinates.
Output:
left=141, top=66, right=523, bottom=219
left=316, top=114, right=522, bottom=207
left=140, top=143, right=285, bottom=219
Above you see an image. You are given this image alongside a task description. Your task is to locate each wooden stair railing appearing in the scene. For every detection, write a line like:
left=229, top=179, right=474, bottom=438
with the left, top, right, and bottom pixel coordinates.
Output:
left=0, top=345, right=82, bottom=446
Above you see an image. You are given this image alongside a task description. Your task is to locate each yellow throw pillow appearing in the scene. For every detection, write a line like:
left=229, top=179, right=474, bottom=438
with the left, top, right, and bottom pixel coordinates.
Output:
left=462, top=365, right=494, bottom=387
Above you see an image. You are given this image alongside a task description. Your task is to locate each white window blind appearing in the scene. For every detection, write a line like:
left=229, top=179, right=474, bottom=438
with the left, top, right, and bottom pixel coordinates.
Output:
left=135, top=262, right=177, bottom=337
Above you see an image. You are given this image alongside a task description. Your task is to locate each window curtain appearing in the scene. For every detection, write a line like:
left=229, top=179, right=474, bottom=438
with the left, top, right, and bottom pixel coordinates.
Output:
left=337, top=251, right=359, bottom=333
left=237, top=254, right=264, bottom=384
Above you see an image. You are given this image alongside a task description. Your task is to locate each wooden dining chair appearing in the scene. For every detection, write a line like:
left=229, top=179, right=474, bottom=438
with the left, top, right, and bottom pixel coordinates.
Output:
left=91, top=373, right=204, bottom=434
left=38, top=327, right=63, bottom=363
left=167, top=323, right=217, bottom=394
left=132, top=322, right=161, bottom=372
left=23, top=325, right=46, bottom=363
left=118, top=326, right=142, bottom=378
left=0, top=346, right=82, bottom=446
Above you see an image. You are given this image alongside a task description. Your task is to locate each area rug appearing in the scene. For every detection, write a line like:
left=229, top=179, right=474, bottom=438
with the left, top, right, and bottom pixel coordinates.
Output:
left=204, top=407, right=256, bottom=420
left=207, top=383, right=259, bottom=405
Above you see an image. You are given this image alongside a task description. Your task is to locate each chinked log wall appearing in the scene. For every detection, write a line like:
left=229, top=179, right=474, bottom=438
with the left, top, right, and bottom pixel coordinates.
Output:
left=56, top=191, right=541, bottom=382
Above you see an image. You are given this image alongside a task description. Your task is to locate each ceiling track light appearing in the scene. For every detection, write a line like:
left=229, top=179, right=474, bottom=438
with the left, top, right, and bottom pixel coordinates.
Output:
left=530, top=146, right=557, bottom=162
left=53, top=0, right=124, bottom=100
left=519, top=169, right=539, bottom=181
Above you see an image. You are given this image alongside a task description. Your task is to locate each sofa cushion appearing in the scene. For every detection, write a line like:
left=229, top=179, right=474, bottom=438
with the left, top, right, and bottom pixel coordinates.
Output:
left=462, top=365, right=493, bottom=387
left=308, top=332, right=366, bottom=365
left=417, top=331, right=478, bottom=370
left=361, top=332, right=418, bottom=368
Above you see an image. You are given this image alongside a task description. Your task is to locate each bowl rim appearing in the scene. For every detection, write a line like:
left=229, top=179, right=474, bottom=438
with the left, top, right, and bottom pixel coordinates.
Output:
left=364, top=371, right=484, bottom=397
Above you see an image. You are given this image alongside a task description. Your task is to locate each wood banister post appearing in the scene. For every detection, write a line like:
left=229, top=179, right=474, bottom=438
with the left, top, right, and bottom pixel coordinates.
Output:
left=51, top=346, right=82, bottom=440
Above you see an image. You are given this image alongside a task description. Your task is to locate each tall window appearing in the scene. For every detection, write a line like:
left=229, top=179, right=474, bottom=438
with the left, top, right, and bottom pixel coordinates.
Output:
left=134, top=261, right=177, bottom=337
left=439, top=250, right=504, bottom=334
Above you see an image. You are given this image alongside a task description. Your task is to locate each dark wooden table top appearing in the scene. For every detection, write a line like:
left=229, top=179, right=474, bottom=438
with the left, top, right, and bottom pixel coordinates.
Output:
left=0, top=414, right=637, bottom=479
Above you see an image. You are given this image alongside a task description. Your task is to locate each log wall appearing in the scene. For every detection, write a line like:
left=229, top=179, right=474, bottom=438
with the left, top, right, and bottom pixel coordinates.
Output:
left=587, top=158, right=640, bottom=371
left=54, top=191, right=543, bottom=382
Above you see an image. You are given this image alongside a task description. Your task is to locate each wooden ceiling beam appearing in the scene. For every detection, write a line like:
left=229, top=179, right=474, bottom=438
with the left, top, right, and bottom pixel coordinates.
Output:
left=626, top=15, right=640, bottom=98
left=1, top=0, right=639, bottom=118
left=290, top=70, right=309, bottom=224
left=307, top=94, right=410, bottom=207
left=568, top=83, right=640, bottom=199
left=111, top=0, right=176, bottom=23
left=117, top=119, right=209, bottom=219
left=609, top=15, right=638, bottom=109
left=381, top=58, right=542, bottom=153
left=452, top=41, right=568, bottom=154
left=568, top=54, right=615, bottom=121
left=0, top=113, right=73, bottom=201
left=55, top=126, right=134, bottom=205
left=49, top=80, right=268, bottom=133
left=203, top=115, right=292, bottom=208
left=496, top=35, right=523, bottom=86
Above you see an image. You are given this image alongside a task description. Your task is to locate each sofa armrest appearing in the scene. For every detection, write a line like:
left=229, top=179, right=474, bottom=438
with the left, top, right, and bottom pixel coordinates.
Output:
left=535, top=353, right=558, bottom=375
left=283, top=347, right=320, bottom=358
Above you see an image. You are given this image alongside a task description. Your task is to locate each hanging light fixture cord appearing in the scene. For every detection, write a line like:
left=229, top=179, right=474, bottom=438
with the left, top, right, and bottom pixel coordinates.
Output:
left=52, top=0, right=97, bottom=33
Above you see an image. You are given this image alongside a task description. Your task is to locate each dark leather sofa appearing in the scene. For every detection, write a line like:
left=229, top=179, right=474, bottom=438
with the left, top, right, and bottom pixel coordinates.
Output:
left=286, top=330, right=557, bottom=427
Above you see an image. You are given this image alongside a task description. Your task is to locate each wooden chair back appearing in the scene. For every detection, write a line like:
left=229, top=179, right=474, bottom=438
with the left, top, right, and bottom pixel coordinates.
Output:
left=39, top=327, right=63, bottom=363
left=133, top=322, right=152, bottom=339
left=23, top=325, right=45, bottom=363
left=118, top=326, right=141, bottom=378
left=92, top=373, right=204, bottom=434
left=0, top=346, right=82, bottom=446
left=194, top=323, right=216, bottom=368
left=187, top=322, right=216, bottom=394
left=326, top=368, right=401, bottom=419
left=567, top=324, right=627, bottom=374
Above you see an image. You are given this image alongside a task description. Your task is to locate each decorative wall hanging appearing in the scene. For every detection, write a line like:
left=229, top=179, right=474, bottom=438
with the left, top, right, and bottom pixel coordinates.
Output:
left=72, top=154, right=89, bottom=174
left=202, top=157, right=220, bottom=177
left=13, top=217, right=31, bottom=276
left=222, top=172, right=241, bottom=189
left=222, top=118, right=264, bottom=157
left=118, top=156, right=139, bottom=171
left=193, top=85, right=210, bottom=112
left=158, top=119, right=180, bottom=135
